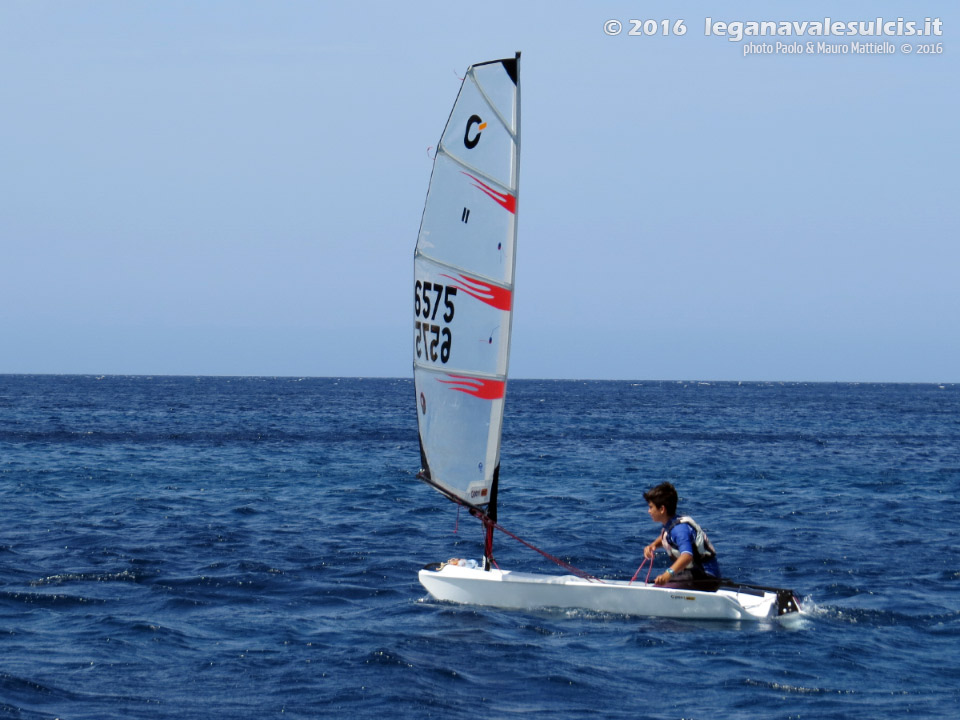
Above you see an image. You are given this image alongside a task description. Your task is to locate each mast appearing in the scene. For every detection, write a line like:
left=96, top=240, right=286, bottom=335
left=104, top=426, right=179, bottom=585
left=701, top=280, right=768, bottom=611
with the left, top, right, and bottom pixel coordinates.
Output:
left=484, top=51, right=519, bottom=571
left=482, top=465, right=499, bottom=570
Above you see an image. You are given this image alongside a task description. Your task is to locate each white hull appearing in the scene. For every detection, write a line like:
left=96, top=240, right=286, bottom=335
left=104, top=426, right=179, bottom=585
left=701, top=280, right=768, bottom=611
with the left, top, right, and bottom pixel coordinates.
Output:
left=419, top=564, right=799, bottom=622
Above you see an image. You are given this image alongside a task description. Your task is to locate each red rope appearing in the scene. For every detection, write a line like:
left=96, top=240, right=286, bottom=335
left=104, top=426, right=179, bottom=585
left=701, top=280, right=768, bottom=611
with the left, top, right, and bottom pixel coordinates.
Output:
left=629, top=556, right=655, bottom=586
left=485, top=517, right=604, bottom=584
left=438, top=491, right=603, bottom=583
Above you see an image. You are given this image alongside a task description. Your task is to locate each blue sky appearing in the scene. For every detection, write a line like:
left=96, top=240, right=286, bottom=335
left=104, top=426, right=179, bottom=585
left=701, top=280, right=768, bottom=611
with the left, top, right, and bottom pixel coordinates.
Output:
left=1, top=1, right=957, bottom=381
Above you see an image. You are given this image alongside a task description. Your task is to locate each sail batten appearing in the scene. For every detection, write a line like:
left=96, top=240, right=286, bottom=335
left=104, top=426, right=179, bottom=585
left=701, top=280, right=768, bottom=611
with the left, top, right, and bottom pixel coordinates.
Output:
left=414, top=363, right=505, bottom=381
left=432, top=147, right=516, bottom=195
left=414, top=54, right=520, bottom=511
left=411, top=254, right=513, bottom=292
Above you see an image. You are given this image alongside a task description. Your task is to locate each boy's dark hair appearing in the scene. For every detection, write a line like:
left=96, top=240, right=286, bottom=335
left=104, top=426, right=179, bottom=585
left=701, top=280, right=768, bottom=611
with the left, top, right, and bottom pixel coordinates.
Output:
left=643, top=482, right=678, bottom=515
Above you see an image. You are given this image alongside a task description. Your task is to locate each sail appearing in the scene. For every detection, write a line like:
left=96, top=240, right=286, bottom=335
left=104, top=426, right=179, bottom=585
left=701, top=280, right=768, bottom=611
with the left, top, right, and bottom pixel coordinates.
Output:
left=414, top=54, right=520, bottom=512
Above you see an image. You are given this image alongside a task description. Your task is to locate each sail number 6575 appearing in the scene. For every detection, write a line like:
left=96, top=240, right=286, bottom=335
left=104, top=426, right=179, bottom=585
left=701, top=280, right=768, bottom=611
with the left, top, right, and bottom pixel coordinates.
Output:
left=415, top=280, right=457, bottom=323
left=415, top=280, right=457, bottom=364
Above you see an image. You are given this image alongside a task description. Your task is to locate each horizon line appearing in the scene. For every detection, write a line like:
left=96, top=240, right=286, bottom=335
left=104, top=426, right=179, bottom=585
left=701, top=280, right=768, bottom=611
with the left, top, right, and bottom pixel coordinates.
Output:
left=0, top=373, right=955, bottom=386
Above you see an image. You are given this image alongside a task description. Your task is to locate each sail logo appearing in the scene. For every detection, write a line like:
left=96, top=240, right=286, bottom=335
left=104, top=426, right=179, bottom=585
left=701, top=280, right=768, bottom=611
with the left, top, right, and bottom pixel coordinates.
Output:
left=468, top=483, right=489, bottom=500
left=461, top=172, right=516, bottom=214
left=438, top=374, right=506, bottom=400
left=439, top=273, right=511, bottom=311
left=464, top=114, right=487, bottom=149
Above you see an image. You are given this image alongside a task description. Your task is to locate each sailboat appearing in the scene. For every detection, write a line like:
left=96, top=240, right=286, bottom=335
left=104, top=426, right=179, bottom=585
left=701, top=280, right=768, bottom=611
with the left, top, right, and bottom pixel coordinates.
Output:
left=413, top=53, right=800, bottom=622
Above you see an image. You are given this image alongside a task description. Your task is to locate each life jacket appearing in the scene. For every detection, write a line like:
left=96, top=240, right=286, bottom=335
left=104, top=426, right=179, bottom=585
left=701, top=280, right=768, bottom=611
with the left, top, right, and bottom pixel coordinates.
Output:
left=661, top=515, right=718, bottom=566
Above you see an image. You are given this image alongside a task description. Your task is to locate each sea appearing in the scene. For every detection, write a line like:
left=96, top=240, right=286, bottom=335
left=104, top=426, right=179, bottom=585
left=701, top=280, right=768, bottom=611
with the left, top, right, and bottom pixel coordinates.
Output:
left=1, top=375, right=958, bottom=719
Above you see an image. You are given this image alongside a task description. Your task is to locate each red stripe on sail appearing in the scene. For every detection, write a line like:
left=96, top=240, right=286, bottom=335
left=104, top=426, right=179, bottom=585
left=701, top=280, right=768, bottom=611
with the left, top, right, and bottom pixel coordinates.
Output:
left=462, top=172, right=516, bottom=214
left=440, top=273, right=512, bottom=311
left=438, top=375, right=506, bottom=400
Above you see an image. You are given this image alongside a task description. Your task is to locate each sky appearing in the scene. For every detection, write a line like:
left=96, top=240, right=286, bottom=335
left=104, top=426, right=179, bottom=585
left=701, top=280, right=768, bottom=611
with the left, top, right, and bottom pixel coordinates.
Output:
left=1, top=1, right=957, bottom=382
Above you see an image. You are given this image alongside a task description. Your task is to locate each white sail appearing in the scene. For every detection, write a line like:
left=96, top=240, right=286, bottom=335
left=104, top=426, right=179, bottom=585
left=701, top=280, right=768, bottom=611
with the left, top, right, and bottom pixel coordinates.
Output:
left=414, top=54, right=520, bottom=510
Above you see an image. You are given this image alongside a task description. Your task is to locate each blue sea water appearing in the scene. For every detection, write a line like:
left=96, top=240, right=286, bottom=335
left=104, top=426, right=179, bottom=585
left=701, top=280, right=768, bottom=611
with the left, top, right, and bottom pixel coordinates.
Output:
left=1, top=375, right=958, bottom=719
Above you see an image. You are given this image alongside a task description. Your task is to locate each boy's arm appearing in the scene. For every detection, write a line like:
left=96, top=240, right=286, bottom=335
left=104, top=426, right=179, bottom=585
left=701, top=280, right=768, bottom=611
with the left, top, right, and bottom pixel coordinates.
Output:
left=655, top=552, right=693, bottom=585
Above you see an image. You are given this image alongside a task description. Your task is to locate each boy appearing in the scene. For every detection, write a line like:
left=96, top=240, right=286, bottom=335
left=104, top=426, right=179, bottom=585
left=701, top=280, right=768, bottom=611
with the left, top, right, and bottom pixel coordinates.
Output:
left=642, top=482, right=722, bottom=591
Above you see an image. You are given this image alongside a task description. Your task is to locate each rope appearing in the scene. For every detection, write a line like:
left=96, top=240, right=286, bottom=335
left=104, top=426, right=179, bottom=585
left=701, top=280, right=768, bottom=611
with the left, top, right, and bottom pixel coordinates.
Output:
left=629, top=556, right=655, bottom=586
left=483, top=515, right=604, bottom=584
left=433, top=485, right=603, bottom=583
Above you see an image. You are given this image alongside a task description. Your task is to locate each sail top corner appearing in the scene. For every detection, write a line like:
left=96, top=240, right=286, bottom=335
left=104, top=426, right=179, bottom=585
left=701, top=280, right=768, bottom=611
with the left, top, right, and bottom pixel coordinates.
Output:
left=501, top=54, right=519, bottom=85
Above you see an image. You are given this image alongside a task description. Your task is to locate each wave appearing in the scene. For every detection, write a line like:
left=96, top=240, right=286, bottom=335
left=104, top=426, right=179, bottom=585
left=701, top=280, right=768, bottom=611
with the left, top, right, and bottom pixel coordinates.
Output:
left=0, top=590, right=107, bottom=607
left=29, top=570, right=144, bottom=586
left=743, top=678, right=856, bottom=695
left=801, top=599, right=960, bottom=628
left=0, top=670, right=161, bottom=710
